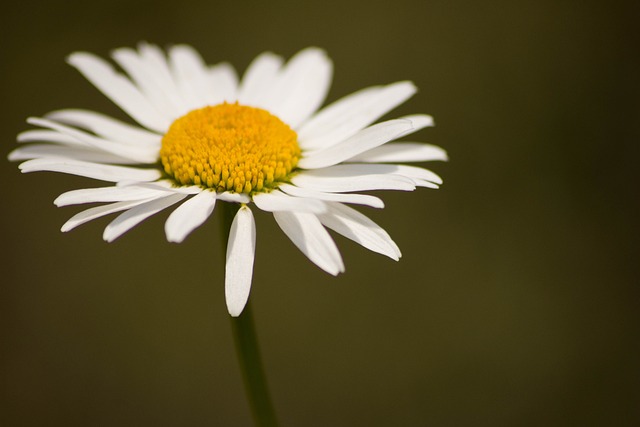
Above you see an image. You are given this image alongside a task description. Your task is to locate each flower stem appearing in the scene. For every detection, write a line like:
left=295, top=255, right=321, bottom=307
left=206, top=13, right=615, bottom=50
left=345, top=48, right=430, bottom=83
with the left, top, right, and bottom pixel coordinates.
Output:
left=219, top=202, right=279, bottom=427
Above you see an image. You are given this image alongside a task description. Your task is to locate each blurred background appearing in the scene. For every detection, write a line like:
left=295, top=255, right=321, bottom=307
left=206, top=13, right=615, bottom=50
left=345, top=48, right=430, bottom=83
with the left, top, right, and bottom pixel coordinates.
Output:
left=1, top=0, right=638, bottom=425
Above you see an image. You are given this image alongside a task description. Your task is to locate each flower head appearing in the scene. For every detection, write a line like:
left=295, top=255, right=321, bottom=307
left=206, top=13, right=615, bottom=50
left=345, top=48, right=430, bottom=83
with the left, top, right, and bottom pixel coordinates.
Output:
left=10, top=43, right=447, bottom=316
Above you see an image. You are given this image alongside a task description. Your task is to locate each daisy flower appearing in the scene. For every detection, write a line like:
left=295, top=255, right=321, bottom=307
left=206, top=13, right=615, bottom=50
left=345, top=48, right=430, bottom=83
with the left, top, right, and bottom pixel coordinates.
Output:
left=9, top=43, right=447, bottom=316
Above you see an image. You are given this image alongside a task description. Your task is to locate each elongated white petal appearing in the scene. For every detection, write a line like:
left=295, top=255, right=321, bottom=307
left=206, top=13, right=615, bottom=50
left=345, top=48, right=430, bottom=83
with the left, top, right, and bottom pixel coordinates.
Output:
left=19, top=158, right=161, bottom=182
left=298, top=81, right=416, bottom=150
left=297, top=85, right=382, bottom=143
left=17, top=130, right=84, bottom=146
left=268, top=48, right=333, bottom=129
left=27, top=117, right=158, bottom=163
left=112, top=43, right=188, bottom=117
left=225, top=206, right=256, bottom=317
left=273, top=211, right=344, bottom=275
left=299, top=163, right=442, bottom=186
left=61, top=198, right=159, bottom=232
left=396, top=114, right=434, bottom=137
left=349, top=142, right=449, bottom=163
left=103, top=193, right=187, bottom=242
left=278, top=183, right=384, bottom=209
left=165, top=191, right=217, bottom=243
left=298, top=118, right=415, bottom=169
left=252, top=190, right=326, bottom=214
left=291, top=170, right=415, bottom=193
left=318, top=202, right=401, bottom=260
left=67, top=52, right=170, bottom=132
left=168, top=44, right=216, bottom=109
left=55, top=185, right=169, bottom=207
left=209, top=62, right=238, bottom=104
left=45, top=109, right=161, bottom=146
left=8, top=144, right=139, bottom=165
left=238, top=52, right=284, bottom=107
left=324, top=163, right=442, bottom=185
left=120, top=180, right=202, bottom=194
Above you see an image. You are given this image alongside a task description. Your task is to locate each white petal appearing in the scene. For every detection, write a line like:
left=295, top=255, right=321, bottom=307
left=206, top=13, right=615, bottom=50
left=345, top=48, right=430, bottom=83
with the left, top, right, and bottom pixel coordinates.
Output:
left=238, top=52, right=284, bottom=107
left=121, top=180, right=202, bottom=194
left=291, top=169, right=415, bottom=193
left=252, top=190, right=327, bottom=213
left=103, top=193, right=187, bottom=242
left=45, top=109, right=161, bottom=146
left=298, top=118, right=415, bottom=169
left=169, top=44, right=216, bottom=109
left=278, top=183, right=384, bottom=209
left=334, top=164, right=442, bottom=185
left=19, top=158, right=162, bottom=182
left=112, top=43, right=187, bottom=118
left=317, top=202, right=401, bottom=260
left=225, top=206, right=256, bottom=317
left=297, top=85, right=382, bottom=143
left=61, top=198, right=159, bottom=232
left=55, top=185, right=169, bottom=207
left=299, top=163, right=442, bottom=186
left=17, top=130, right=84, bottom=146
left=165, top=191, right=217, bottom=243
left=396, top=114, right=434, bottom=137
left=298, top=81, right=416, bottom=150
left=67, top=52, right=170, bottom=132
left=27, top=117, right=158, bottom=163
left=348, top=142, right=449, bottom=163
left=209, top=62, right=238, bottom=104
left=8, top=144, right=139, bottom=165
left=217, top=192, right=251, bottom=204
left=273, top=211, right=344, bottom=275
left=267, top=48, right=333, bottom=129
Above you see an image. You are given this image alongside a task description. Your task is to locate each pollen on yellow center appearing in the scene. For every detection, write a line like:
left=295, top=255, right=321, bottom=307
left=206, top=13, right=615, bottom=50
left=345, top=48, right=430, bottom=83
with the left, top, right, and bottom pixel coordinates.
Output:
left=160, top=103, right=300, bottom=194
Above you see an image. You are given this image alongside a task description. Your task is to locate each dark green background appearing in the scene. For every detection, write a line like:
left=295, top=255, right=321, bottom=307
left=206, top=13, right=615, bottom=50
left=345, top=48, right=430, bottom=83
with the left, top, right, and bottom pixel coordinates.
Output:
left=1, top=1, right=638, bottom=425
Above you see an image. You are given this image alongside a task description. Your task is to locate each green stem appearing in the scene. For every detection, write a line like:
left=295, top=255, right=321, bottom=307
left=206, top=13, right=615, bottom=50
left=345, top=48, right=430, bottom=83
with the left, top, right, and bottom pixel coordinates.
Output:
left=219, top=202, right=279, bottom=427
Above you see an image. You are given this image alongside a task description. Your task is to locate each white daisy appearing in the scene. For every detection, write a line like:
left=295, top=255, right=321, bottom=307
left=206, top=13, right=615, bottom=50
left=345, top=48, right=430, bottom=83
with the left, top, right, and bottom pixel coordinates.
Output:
left=9, top=43, right=447, bottom=316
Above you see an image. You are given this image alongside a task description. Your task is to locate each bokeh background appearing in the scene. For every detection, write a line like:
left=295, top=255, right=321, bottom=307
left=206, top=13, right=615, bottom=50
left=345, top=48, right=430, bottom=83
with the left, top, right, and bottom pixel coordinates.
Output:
left=1, top=0, right=638, bottom=426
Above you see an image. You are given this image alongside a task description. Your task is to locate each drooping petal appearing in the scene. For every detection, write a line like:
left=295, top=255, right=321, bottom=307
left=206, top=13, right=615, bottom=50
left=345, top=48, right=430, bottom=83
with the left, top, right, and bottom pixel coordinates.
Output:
left=225, top=206, right=256, bottom=317
left=298, top=81, right=417, bottom=150
left=103, top=193, right=187, bottom=242
left=252, top=190, right=327, bottom=214
left=67, top=52, right=170, bottom=132
left=267, top=47, right=333, bottom=129
left=45, top=109, right=162, bottom=146
left=278, top=183, right=384, bottom=209
left=55, top=185, right=169, bottom=206
left=121, top=180, right=202, bottom=194
left=17, top=129, right=85, bottom=146
left=238, top=52, right=284, bottom=108
left=317, top=202, right=401, bottom=260
left=298, top=118, right=416, bottom=169
left=19, top=158, right=162, bottom=182
left=348, top=142, right=449, bottom=163
left=273, top=210, right=344, bottom=275
left=61, top=198, right=160, bottom=232
left=165, top=190, right=217, bottom=243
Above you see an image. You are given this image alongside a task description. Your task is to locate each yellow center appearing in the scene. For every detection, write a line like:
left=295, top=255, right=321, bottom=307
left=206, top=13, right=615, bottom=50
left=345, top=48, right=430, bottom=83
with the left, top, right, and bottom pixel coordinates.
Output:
left=160, top=103, right=300, bottom=194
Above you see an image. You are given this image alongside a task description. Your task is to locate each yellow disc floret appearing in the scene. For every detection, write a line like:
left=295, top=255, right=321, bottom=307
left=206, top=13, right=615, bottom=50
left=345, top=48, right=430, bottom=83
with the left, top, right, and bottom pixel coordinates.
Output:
left=160, top=103, right=300, bottom=194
